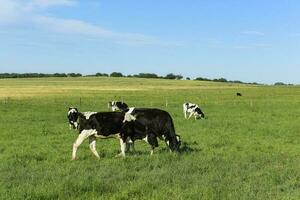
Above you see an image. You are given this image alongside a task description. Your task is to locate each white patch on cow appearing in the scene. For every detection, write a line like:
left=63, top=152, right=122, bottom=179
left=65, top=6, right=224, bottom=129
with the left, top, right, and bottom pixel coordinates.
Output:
left=166, top=140, right=170, bottom=146
left=68, top=108, right=77, bottom=116
left=111, top=101, right=117, bottom=111
left=143, top=136, right=148, bottom=144
left=83, top=112, right=97, bottom=120
left=119, top=139, right=127, bottom=157
left=73, top=122, right=78, bottom=129
left=176, top=135, right=180, bottom=142
left=123, top=107, right=136, bottom=122
left=72, top=129, right=97, bottom=160
left=110, top=101, right=120, bottom=111
left=89, top=136, right=100, bottom=159
left=127, top=137, right=133, bottom=143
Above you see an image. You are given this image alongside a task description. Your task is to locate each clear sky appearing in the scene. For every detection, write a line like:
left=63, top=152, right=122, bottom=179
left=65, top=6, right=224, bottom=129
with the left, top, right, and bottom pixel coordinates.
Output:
left=0, top=0, right=300, bottom=84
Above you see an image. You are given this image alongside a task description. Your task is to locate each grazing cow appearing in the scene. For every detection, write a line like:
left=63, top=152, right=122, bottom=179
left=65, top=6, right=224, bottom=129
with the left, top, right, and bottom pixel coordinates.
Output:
left=109, top=101, right=129, bottom=112
left=183, top=103, right=205, bottom=120
left=120, top=108, right=181, bottom=156
left=67, top=107, right=125, bottom=160
left=236, top=92, right=242, bottom=96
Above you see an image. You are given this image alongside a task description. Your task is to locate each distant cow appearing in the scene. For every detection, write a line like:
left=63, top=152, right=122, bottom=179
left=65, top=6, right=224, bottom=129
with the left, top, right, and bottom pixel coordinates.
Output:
left=236, top=92, right=242, bottom=96
left=109, top=101, right=129, bottom=112
left=67, top=107, right=125, bottom=160
left=183, top=103, right=205, bottom=120
left=120, top=108, right=181, bottom=156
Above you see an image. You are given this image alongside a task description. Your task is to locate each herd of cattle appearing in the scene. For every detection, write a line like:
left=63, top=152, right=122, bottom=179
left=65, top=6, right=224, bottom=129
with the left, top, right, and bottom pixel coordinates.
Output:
left=67, top=100, right=208, bottom=160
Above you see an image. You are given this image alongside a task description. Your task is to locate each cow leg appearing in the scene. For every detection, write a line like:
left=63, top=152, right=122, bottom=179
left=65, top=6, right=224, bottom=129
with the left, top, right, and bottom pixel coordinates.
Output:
left=184, top=110, right=187, bottom=119
left=119, top=138, right=127, bottom=157
left=130, top=142, right=136, bottom=152
left=115, top=138, right=127, bottom=157
left=72, top=130, right=95, bottom=160
left=188, top=112, right=193, bottom=119
left=125, top=137, right=132, bottom=152
left=89, top=136, right=100, bottom=159
left=147, top=134, right=158, bottom=156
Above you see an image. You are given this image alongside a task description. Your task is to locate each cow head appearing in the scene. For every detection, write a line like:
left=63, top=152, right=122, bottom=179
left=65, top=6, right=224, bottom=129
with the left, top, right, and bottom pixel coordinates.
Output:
left=195, top=108, right=205, bottom=119
left=165, top=134, right=181, bottom=153
left=108, top=101, right=118, bottom=111
left=67, top=107, right=79, bottom=129
left=109, top=101, right=129, bottom=112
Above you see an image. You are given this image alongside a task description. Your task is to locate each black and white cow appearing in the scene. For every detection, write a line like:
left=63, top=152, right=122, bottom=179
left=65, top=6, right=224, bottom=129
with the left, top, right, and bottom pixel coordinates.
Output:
left=183, top=102, right=205, bottom=120
left=67, top=107, right=125, bottom=160
left=120, top=108, right=181, bottom=156
left=108, top=101, right=129, bottom=112
left=67, top=107, right=181, bottom=159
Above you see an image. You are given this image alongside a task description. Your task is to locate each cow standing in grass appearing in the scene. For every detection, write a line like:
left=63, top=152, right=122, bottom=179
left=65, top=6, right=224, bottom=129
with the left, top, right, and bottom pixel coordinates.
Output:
left=67, top=107, right=125, bottom=160
left=120, top=108, right=181, bottom=156
left=183, top=103, right=205, bottom=120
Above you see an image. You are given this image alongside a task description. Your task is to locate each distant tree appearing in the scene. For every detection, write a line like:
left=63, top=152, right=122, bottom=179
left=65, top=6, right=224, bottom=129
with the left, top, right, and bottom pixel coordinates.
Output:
left=232, top=80, right=243, bottom=84
left=186, top=77, right=191, bottom=80
left=110, top=72, right=123, bottom=77
left=95, top=73, right=109, bottom=77
left=137, top=73, right=159, bottom=79
left=54, top=73, right=67, bottom=77
left=164, top=73, right=182, bottom=80
left=213, top=78, right=227, bottom=82
left=194, top=77, right=211, bottom=81
left=175, top=75, right=183, bottom=80
left=274, top=82, right=285, bottom=85
left=68, top=73, right=82, bottom=77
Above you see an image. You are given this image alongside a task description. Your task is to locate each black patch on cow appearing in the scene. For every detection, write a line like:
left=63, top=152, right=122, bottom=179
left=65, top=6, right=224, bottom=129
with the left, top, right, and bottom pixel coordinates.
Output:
left=121, top=108, right=181, bottom=153
left=195, top=107, right=205, bottom=118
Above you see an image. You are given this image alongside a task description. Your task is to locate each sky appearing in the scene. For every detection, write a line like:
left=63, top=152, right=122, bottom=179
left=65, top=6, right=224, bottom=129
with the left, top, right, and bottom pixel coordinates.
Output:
left=0, top=0, right=300, bottom=84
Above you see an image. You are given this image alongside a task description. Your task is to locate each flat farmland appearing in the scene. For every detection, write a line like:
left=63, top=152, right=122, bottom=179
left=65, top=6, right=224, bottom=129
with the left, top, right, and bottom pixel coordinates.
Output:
left=0, top=77, right=299, bottom=200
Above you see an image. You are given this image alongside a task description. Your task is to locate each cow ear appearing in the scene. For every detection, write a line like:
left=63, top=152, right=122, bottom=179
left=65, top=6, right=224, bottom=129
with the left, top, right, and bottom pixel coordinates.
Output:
left=68, top=107, right=72, bottom=110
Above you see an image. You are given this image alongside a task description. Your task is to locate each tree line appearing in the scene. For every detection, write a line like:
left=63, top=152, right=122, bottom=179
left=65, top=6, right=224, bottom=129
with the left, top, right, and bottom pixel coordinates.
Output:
left=1, top=72, right=293, bottom=85
left=0, top=72, right=183, bottom=80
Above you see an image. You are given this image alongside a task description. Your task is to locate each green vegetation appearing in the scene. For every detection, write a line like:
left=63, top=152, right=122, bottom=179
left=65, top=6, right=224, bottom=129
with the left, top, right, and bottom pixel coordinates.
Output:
left=0, top=77, right=299, bottom=200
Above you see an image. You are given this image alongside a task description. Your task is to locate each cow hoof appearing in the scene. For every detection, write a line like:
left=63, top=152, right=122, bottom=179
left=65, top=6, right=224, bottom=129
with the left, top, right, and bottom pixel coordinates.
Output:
left=115, top=153, right=125, bottom=158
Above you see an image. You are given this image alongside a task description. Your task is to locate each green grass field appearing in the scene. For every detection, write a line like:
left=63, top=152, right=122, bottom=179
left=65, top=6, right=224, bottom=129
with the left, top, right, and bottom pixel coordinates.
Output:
left=0, top=77, right=299, bottom=200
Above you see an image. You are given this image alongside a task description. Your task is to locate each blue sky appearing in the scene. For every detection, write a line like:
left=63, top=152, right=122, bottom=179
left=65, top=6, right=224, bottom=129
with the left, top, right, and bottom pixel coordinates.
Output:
left=0, top=0, right=299, bottom=84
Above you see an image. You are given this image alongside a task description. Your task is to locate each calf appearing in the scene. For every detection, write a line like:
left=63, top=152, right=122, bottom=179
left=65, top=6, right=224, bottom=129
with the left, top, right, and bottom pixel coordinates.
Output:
left=109, top=101, right=129, bottom=112
left=120, top=108, right=181, bottom=156
left=67, top=107, right=125, bottom=160
left=183, top=102, right=205, bottom=120
left=236, top=92, right=242, bottom=96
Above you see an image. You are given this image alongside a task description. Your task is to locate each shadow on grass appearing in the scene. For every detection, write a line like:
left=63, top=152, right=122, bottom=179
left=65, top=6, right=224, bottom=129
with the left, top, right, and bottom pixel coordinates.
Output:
left=180, top=141, right=202, bottom=154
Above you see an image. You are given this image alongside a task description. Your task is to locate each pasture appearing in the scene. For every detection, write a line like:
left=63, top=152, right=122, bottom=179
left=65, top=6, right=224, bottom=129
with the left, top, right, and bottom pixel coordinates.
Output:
left=0, top=77, right=299, bottom=200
